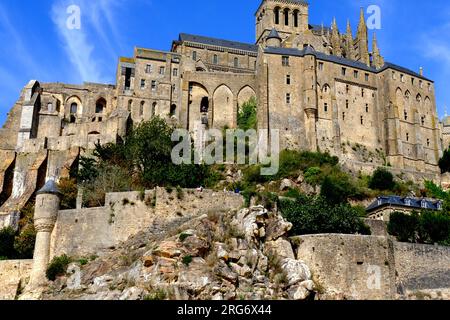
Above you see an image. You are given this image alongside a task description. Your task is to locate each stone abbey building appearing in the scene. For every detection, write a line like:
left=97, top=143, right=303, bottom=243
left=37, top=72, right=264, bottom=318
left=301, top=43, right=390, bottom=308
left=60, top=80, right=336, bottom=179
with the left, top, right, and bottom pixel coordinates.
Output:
left=0, top=0, right=446, bottom=228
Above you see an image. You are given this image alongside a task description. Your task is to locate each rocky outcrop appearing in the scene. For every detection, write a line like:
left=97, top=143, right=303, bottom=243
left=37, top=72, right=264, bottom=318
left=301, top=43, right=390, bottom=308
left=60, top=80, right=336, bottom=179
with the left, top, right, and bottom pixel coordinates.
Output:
left=34, top=206, right=314, bottom=300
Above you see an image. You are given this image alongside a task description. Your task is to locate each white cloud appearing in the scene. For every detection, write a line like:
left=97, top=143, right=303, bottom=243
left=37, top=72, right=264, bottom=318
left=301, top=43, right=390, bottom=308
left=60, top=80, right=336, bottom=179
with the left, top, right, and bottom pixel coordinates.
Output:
left=51, top=0, right=105, bottom=83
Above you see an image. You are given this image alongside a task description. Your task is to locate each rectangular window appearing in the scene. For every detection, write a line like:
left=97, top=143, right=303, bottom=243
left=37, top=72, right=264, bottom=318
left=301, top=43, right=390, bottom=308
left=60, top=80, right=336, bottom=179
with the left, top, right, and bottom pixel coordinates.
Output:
left=392, top=71, right=396, bottom=80
left=362, top=88, right=365, bottom=97
left=428, top=83, right=432, bottom=91
left=146, top=64, right=152, bottom=73
left=324, top=103, right=328, bottom=112
left=173, top=68, right=178, bottom=77
left=346, top=100, right=349, bottom=109
left=354, top=70, right=358, bottom=78
left=342, top=68, right=347, bottom=76
left=282, top=56, right=290, bottom=67
left=318, top=62, right=324, bottom=71
left=411, top=78, right=415, bottom=85
left=234, top=57, right=239, bottom=68
left=365, top=73, right=369, bottom=81
left=286, top=93, right=291, bottom=104
left=400, top=74, right=405, bottom=82
left=419, top=80, right=423, bottom=88
left=140, top=79, right=146, bottom=89
left=346, top=85, right=349, bottom=94
left=213, top=54, right=219, bottom=65
left=286, top=75, right=291, bottom=85
left=159, top=66, right=165, bottom=75
left=192, top=51, right=197, bottom=60
left=366, top=104, right=369, bottom=113
left=151, top=80, right=157, bottom=91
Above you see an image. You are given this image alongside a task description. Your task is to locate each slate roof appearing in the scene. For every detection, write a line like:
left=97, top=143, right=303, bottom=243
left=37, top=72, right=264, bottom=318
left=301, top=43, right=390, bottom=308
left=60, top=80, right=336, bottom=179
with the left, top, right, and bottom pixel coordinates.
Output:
left=264, top=46, right=433, bottom=81
left=267, top=28, right=281, bottom=40
left=366, top=196, right=443, bottom=213
left=179, top=33, right=258, bottom=53
left=37, top=180, right=61, bottom=196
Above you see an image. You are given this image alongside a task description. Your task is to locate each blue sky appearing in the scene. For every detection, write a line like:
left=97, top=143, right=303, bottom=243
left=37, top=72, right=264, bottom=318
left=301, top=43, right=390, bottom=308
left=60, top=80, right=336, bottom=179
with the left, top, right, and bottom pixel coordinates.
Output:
left=1, top=0, right=450, bottom=126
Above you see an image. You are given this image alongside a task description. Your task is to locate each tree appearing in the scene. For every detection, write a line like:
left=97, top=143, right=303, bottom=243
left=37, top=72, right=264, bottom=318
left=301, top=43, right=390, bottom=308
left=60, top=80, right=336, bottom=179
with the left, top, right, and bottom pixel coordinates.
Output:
left=388, top=211, right=419, bottom=243
left=419, top=211, right=450, bottom=245
left=0, top=227, right=16, bottom=259
left=320, top=172, right=357, bottom=205
left=369, top=167, right=395, bottom=191
left=439, top=148, right=450, bottom=174
left=279, top=196, right=370, bottom=236
left=237, top=97, right=257, bottom=131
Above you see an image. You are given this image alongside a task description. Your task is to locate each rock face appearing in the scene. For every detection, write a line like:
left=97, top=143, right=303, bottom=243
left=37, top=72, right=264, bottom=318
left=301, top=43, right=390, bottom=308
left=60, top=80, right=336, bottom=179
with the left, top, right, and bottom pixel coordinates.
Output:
left=34, top=207, right=314, bottom=301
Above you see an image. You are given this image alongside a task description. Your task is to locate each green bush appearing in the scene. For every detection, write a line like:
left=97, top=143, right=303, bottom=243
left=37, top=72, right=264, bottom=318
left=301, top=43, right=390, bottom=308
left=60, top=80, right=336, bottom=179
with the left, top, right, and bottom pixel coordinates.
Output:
left=237, top=97, right=257, bottom=131
left=320, top=172, right=357, bottom=205
left=14, top=225, right=36, bottom=259
left=388, top=211, right=450, bottom=245
left=182, top=255, right=193, bottom=266
left=46, top=255, right=72, bottom=281
left=439, top=148, right=450, bottom=174
left=279, top=196, right=370, bottom=236
left=419, top=211, right=450, bottom=245
left=388, top=212, right=420, bottom=243
left=0, top=227, right=16, bottom=258
left=304, top=167, right=322, bottom=186
left=369, top=168, right=395, bottom=191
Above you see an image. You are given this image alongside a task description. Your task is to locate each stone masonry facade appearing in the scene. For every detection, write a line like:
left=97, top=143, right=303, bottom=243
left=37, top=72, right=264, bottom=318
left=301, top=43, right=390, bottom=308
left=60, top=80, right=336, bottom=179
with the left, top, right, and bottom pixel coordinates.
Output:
left=0, top=0, right=447, bottom=227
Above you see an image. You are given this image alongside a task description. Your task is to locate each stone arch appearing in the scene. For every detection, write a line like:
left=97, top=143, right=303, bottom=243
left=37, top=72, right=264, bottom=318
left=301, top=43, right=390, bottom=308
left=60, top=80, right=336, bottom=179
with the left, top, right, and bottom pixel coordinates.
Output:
left=274, top=7, right=281, bottom=25
left=170, top=104, right=177, bottom=117
left=188, top=82, right=209, bottom=131
left=293, top=9, right=299, bottom=27
left=283, top=8, right=290, bottom=26
left=213, top=84, right=234, bottom=129
left=66, top=96, right=83, bottom=116
left=95, top=97, right=106, bottom=114
left=237, top=85, right=256, bottom=108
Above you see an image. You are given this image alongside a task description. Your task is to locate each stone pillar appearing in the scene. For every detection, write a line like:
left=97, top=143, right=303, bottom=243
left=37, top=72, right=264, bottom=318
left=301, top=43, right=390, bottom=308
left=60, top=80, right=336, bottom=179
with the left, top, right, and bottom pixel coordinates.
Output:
left=305, top=109, right=318, bottom=152
left=28, top=180, right=60, bottom=289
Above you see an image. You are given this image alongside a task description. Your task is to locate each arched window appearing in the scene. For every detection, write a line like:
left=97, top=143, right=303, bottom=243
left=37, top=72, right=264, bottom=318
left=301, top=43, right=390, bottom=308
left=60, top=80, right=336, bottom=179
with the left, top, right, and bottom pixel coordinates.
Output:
left=274, top=7, right=280, bottom=25
left=96, top=98, right=106, bottom=114
left=70, top=103, right=78, bottom=114
left=140, top=101, right=144, bottom=117
left=293, top=10, right=299, bottom=27
left=284, top=8, right=290, bottom=26
left=200, top=97, right=209, bottom=113
left=170, top=104, right=177, bottom=116
left=234, top=57, right=239, bottom=68
left=152, top=102, right=157, bottom=117
left=47, top=102, right=54, bottom=112
left=213, top=54, right=218, bottom=65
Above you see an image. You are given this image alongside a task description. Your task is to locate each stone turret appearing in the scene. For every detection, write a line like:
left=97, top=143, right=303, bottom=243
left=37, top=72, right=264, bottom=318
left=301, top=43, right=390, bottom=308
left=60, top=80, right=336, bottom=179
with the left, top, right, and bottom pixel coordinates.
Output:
left=345, top=20, right=354, bottom=59
left=331, top=18, right=342, bottom=56
left=355, top=8, right=370, bottom=66
left=266, top=28, right=282, bottom=47
left=27, top=180, right=61, bottom=289
left=371, top=32, right=384, bottom=69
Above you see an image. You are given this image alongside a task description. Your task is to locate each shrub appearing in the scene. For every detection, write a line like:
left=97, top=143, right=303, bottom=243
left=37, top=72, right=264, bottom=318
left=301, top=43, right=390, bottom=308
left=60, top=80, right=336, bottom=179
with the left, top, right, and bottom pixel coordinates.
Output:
left=14, top=225, right=36, bottom=259
left=388, top=212, right=419, bottom=243
left=419, top=211, right=450, bottom=245
left=0, top=227, right=16, bottom=259
left=320, top=173, right=356, bottom=205
left=46, top=255, right=72, bottom=281
left=182, top=255, right=193, bottom=266
left=279, top=196, right=370, bottom=236
left=58, top=178, right=78, bottom=210
left=144, top=289, right=167, bottom=301
left=439, top=148, right=450, bottom=174
left=237, top=97, right=257, bottom=131
left=179, top=233, right=192, bottom=242
left=369, top=168, right=395, bottom=191
left=304, top=167, right=322, bottom=186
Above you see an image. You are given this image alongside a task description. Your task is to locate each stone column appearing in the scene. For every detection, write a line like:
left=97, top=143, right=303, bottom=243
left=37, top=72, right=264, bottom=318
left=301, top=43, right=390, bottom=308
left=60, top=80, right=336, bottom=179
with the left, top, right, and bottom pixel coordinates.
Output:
left=305, top=108, right=318, bottom=152
left=28, top=180, right=60, bottom=289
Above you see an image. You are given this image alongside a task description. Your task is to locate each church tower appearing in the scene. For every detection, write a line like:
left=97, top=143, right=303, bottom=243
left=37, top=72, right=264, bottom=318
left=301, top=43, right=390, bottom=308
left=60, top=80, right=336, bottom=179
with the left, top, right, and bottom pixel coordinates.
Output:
left=255, top=0, right=309, bottom=45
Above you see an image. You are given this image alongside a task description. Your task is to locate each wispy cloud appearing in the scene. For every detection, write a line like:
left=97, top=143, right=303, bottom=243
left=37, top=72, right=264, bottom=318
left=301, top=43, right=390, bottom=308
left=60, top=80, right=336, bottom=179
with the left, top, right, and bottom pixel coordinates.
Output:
left=51, top=0, right=104, bottom=83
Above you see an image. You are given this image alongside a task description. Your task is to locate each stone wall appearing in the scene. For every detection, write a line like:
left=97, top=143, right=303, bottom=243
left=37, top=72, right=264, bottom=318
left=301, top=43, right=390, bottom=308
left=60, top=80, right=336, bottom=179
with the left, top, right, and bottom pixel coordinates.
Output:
left=394, top=242, right=450, bottom=293
left=295, top=234, right=396, bottom=300
left=294, top=234, right=450, bottom=300
left=0, top=260, right=32, bottom=300
left=50, top=188, right=244, bottom=258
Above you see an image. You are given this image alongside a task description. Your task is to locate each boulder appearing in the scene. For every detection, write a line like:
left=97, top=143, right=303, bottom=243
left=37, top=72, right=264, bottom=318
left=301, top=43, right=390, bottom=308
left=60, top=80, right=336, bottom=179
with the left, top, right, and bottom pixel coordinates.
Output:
left=280, top=179, right=293, bottom=191
left=214, top=261, right=238, bottom=284
left=153, top=241, right=183, bottom=258
left=287, top=285, right=310, bottom=300
left=264, top=238, right=295, bottom=260
left=296, top=173, right=305, bottom=184
left=183, top=235, right=209, bottom=257
left=281, top=259, right=311, bottom=286
left=265, top=213, right=292, bottom=241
